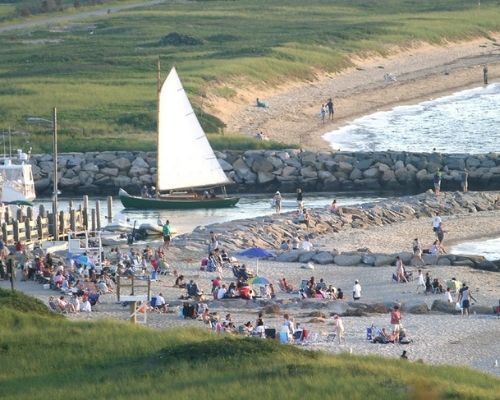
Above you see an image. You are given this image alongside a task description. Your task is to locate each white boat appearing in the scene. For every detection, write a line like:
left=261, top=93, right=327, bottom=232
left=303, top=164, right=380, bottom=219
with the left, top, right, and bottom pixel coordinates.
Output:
left=118, top=66, right=239, bottom=209
left=102, top=221, right=134, bottom=233
left=138, top=223, right=163, bottom=236
left=0, top=149, right=36, bottom=205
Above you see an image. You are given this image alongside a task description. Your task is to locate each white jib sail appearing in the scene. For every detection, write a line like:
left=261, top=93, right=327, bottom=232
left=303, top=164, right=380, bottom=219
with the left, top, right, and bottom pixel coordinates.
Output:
left=157, top=67, right=231, bottom=192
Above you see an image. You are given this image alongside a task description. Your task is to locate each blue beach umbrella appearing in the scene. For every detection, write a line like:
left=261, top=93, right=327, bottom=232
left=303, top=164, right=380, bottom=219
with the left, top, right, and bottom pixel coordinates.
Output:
left=237, top=247, right=274, bottom=274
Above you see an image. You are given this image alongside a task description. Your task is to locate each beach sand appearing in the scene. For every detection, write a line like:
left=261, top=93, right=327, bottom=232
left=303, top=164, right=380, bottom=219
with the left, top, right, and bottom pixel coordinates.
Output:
left=207, top=35, right=500, bottom=150
left=3, top=209, right=499, bottom=376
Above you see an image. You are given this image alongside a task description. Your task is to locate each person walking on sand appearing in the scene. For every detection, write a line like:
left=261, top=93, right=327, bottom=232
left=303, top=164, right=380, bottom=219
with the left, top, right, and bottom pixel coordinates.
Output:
left=395, top=256, right=407, bottom=283
left=352, top=280, right=362, bottom=301
left=326, top=98, right=334, bottom=120
left=296, top=188, right=303, bottom=209
left=320, top=104, right=326, bottom=123
left=390, top=305, right=402, bottom=343
left=432, top=213, right=442, bottom=236
left=458, top=283, right=476, bottom=317
left=273, top=191, right=282, bottom=214
left=416, top=269, right=426, bottom=293
left=412, top=238, right=424, bottom=265
left=333, top=314, right=346, bottom=344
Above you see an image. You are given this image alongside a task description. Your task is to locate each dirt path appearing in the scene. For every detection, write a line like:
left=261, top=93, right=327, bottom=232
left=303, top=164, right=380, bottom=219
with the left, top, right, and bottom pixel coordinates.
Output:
left=207, top=36, right=500, bottom=151
left=0, top=0, right=168, bottom=33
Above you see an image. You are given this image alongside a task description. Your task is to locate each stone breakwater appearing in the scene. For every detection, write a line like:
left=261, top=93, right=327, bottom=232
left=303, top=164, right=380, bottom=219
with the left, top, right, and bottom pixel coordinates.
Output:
left=174, top=191, right=500, bottom=271
left=30, top=149, right=500, bottom=195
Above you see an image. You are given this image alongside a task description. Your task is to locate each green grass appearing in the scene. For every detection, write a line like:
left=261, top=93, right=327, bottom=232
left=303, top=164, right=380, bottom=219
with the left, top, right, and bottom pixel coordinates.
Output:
left=0, top=0, right=499, bottom=151
left=0, top=291, right=499, bottom=400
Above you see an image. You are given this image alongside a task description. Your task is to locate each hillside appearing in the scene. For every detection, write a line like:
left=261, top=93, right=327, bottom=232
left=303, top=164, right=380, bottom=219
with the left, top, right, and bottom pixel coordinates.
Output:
left=0, top=0, right=499, bottom=152
left=0, top=289, right=499, bottom=400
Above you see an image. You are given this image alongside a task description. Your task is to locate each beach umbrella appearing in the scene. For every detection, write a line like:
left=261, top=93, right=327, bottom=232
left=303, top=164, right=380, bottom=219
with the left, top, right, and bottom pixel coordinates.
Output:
left=237, top=247, right=275, bottom=274
left=248, top=276, right=273, bottom=286
left=72, top=255, right=95, bottom=267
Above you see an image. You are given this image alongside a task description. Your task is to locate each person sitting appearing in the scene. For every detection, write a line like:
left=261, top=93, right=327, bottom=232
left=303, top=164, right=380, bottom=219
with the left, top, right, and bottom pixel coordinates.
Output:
left=216, top=284, right=227, bottom=300
left=432, top=278, right=444, bottom=294
left=280, top=240, right=290, bottom=251
left=155, top=292, right=168, bottom=313
left=329, top=199, right=343, bottom=216
left=175, top=275, right=186, bottom=288
left=372, top=328, right=394, bottom=343
left=57, top=295, right=75, bottom=313
left=186, top=280, right=202, bottom=300
left=280, top=277, right=293, bottom=293
left=226, top=282, right=238, bottom=298
left=316, top=278, right=327, bottom=291
left=256, top=98, right=267, bottom=108
left=80, top=296, right=92, bottom=312
left=242, top=321, right=253, bottom=335
left=211, top=276, right=222, bottom=293
left=301, top=236, right=314, bottom=251
left=336, top=288, right=344, bottom=300
left=252, top=319, right=266, bottom=338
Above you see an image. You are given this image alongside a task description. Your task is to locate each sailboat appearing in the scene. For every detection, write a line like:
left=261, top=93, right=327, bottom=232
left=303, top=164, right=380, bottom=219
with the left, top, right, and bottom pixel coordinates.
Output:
left=119, top=66, right=239, bottom=209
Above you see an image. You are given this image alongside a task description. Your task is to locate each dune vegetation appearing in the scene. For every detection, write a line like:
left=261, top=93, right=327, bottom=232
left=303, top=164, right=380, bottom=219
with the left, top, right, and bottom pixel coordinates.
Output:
left=0, top=288, right=499, bottom=400
left=0, top=0, right=499, bottom=152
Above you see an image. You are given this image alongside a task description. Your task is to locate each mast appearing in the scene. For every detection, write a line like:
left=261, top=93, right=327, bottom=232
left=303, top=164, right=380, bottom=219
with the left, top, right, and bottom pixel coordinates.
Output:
left=156, top=57, right=161, bottom=197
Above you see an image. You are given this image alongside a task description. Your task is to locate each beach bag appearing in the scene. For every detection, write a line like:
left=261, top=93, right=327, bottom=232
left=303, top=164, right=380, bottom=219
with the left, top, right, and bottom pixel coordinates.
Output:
left=455, top=302, right=462, bottom=311
left=366, top=327, right=373, bottom=340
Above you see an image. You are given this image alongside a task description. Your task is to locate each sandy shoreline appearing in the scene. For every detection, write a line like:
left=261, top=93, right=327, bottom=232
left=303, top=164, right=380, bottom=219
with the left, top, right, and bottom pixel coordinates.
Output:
left=2, top=206, right=499, bottom=376
left=207, top=35, right=500, bottom=150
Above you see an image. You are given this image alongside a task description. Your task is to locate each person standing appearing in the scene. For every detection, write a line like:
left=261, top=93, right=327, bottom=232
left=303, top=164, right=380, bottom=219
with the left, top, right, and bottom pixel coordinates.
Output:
left=352, top=280, right=362, bottom=301
left=296, top=188, right=303, bottom=209
left=162, top=220, right=171, bottom=249
left=416, top=269, right=426, bottom=293
left=483, top=64, right=488, bottom=85
left=326, top=98, right=334, bottom=120
left=395, top=256, right=407, bottom=283
left=273, top=191, right=282, bottom=214
left=390, top=305, right=402, bottom=343
left=432, top=213, right=442, bottom=236
left=333, top=314, right=346, bottom=344
left=320, top=104, right=326, bottom=123
left=433, top=170, right=442, bottom=195
left=458, top=283, right=477, bottom=317
left=461, top=169, right=469, bottom=193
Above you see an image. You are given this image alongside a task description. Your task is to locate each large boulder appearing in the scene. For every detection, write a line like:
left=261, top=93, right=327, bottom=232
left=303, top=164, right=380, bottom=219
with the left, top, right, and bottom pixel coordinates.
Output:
left=276, top=250, right=301, bottom=262
left=218, top=158, right=233, bottom=171
left=252, top=157, right=274, bottom=173
left=109, top=157, right=131, bottom=170
left=431, top=300, right=459, bottom=314
left=401, top=300, right=429, bottom=314
left=312, top=251, right=335, bottom=265
left=374, top=254, right=395, bottom=267
left=334, top=254, right=362, bottom=266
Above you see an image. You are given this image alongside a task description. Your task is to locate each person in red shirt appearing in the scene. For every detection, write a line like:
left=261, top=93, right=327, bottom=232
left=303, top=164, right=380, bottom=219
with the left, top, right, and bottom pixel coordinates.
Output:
left=390, top=305, right=402, bottom=343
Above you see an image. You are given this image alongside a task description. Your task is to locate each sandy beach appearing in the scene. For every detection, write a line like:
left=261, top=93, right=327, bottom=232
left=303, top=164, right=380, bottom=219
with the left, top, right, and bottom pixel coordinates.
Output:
left=207, top=35, right=500, bottom=150
left=3, top=207, right=499, bottom=376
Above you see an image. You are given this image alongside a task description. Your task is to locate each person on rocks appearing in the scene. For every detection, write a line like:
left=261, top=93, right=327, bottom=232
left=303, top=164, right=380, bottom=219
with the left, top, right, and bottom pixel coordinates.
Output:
left=433, top=170, right=442, bottom=195
left=291, top=235, right=300, bottom=250
left=301, top=236, right=314, bottom=252
left=296, top=188, right=304, bottom=209
left=329, top=199, right=343, bottom=216
left=461, top=169, right=469, bottom=192
left=352, top=280, right=362, bottom=301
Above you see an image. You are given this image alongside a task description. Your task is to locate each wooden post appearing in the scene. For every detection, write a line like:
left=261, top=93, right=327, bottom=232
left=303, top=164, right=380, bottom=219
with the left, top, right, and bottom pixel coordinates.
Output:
left=59, top=210, right=65, bottom=238
left=39, top=204, right=46, bottom=218
left=147, top=279, right=151, bottom=301
left=16, top=208, right=24, bottom=222
left=91, top=209, right=96, bottom=232
left=25, top=219, right=31, bottom=242
left=68, top=199, right=73, bottom=211
left=95, top=200, right=101, bottom=230
left=4, top=207, right=10, bottom=223
left=130, top=302, right=137, bottom=324
left=36, top=215, right=43, bottom=240
left=116, top=275, right=121, bottom=301
left=13, top=220, right=19, bottom=242
left=27, top=207, right=33, bottom=220
left=83, top=195, right=89, bottom=230
left=131, top=276, right=135, bottom=295
left=52, top=199, right=58, bottom=240
left=1, top=223, right=7, bottom=243
left=107, top=196, right=113, bottom=223
left=70, top=209, right=76, bottom=232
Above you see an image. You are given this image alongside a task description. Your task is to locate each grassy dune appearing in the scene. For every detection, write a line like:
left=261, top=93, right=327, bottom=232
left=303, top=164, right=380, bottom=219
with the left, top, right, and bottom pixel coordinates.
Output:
left=0, top=0, right=499, bottom=151
left=0, top=289, right=499, bottom=399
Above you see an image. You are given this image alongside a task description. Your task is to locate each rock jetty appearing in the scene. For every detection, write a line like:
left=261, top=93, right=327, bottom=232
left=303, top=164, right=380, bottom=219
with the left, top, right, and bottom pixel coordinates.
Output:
left=31, top=150, right=500, bottom=195
left=174, top=190, right=500, bottom=271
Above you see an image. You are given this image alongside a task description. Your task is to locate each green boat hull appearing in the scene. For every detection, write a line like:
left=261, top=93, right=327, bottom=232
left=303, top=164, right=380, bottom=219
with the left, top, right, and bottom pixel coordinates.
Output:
left=119, top=189, right=239, bottom=210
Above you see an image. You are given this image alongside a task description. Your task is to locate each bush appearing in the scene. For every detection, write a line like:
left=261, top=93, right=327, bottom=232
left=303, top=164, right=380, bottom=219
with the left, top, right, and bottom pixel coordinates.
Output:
left=159, top=32, right=203, bottom=46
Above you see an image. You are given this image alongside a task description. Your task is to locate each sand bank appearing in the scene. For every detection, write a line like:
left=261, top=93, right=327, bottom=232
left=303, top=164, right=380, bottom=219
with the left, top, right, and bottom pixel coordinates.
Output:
left=207, top=35, right=500, bottom=150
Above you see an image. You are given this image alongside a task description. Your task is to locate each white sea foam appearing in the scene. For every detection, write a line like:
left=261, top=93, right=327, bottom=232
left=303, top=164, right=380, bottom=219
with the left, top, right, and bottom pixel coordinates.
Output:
left=450, top=237, right=500, bottom=261
left=323, top=83, right=500, bottom=153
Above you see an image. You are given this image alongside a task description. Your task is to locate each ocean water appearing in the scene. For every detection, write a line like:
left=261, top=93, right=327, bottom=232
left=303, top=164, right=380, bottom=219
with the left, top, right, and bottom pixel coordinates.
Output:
left=450, top=238, right=500, bottom=261
left=323, top=83, right=500, bottom=153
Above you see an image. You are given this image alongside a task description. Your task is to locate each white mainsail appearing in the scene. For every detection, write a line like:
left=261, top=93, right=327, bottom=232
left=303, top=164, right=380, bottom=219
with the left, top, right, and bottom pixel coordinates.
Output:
left=157, top=67, right=231, bottom=192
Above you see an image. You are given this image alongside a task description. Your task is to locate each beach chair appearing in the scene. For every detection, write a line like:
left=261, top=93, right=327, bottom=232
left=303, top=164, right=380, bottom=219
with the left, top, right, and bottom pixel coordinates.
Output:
left=265, top=328, right=276, bottom=339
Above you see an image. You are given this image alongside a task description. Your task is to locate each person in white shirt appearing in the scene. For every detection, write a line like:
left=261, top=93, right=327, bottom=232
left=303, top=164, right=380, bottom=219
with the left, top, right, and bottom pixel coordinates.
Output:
left=444, top=288, right=453, bottom=303
left=156, top=292, right=167, bottom=312
left=80, top=298, right=92, bottom=312
left=416, top=269, right=425, bottom=293
left=432, top=213, right=442, bottom=235
left=217, top=284, right=227, bottom=300
left=301, top=236, right=313, bottom=251
left=352, top=280, right=362, bottom=300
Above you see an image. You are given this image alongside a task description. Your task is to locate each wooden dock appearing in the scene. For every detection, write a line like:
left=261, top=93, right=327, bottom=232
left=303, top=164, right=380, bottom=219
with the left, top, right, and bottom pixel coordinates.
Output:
left=0, top=195, right=114, bottom=246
